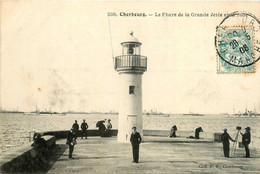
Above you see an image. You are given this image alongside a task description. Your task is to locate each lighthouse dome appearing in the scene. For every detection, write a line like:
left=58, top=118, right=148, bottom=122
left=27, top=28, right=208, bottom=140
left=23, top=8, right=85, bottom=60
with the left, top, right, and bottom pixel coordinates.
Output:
left=121, top=31, right=141, bottom=45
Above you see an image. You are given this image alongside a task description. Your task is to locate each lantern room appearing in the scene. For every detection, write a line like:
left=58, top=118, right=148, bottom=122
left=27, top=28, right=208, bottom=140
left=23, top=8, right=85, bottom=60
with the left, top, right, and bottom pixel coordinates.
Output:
left=121, top=32, right=142, bottom=55
left=114, top=32, right=147, bottom=73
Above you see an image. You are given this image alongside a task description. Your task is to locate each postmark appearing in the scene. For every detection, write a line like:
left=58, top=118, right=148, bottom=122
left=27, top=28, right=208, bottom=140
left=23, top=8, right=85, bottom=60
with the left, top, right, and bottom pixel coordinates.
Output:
left=215, top=11, right=260, bottom=74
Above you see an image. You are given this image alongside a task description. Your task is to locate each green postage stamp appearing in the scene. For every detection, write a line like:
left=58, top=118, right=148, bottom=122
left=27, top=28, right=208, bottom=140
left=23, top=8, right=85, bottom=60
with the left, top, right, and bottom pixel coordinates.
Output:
left=216, top=12, right=260, bottom=74
left=217, top=26, right=254, bottom=73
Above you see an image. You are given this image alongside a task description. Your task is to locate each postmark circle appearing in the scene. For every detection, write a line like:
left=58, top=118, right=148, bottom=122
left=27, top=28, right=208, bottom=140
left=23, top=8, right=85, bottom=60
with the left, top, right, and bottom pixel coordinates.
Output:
left=215, top=11, right=260, bottom=68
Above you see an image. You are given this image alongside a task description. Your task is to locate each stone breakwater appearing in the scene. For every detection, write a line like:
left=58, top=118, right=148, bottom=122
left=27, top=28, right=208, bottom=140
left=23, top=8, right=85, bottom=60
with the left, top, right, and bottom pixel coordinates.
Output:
left=2, top=135, right=260, bottom=174
left=1, top=128, right=259, bottom=173
left=0, top=129, right=212, bottom=173
left=0, top=136, right=56, bottom=173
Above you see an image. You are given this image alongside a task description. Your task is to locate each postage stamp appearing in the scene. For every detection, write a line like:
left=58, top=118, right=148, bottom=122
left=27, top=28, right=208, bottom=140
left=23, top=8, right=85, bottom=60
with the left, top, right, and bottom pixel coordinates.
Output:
left=215, top=11, right=260, bottom=74
left=216, top=26, right=255, bottom=73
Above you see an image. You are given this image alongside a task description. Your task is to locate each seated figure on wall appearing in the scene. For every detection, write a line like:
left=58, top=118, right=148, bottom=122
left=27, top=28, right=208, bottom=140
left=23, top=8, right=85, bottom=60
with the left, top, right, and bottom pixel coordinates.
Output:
left=31, top=133, right=47, bottom=162
left=170, top=125, right=177, bottom=137
left=96, top=120, right=106, bottom=137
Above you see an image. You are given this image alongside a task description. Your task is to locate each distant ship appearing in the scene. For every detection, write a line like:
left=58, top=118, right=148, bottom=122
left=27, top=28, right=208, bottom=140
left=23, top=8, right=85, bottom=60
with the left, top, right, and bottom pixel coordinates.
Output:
left=145, top=109, right=170, bottom=117
left=229, top=106, right=259, bottom=117
left=23, top=106, right=66, bottom=116
left=229, top=111, right=259, bottom=117
left=182, top=108, right=204, bottom=116
left=23, top=111, right=66, bottom=116
left=182, top=113, right=204, bottom=116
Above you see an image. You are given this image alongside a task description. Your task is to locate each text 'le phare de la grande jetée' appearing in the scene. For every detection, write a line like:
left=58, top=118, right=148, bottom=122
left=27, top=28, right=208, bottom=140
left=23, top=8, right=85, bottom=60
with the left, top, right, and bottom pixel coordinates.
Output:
left=107, top=12, right=228, bottom=18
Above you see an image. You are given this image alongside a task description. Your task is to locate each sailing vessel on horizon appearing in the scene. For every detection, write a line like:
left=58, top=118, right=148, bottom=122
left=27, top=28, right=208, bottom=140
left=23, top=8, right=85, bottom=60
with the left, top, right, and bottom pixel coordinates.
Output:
left=229, top=104, right=259, bottom=117
left=23, top=105, right=66, bottom=116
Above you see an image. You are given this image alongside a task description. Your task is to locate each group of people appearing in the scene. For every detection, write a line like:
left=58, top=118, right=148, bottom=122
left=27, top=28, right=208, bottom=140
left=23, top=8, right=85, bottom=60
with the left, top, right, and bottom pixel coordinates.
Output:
left=66, top=119, right=113, bottom=159
left=169, top=124, right=252, bottom=158
left=129, top=126, right=205, bottom=163
left=65, top=120, right=252, bottom=161
left=66, top=119, right=90, bottom=159
left=71, top=119, right=89, bottom=139
left=96, top=119, right=113, bottom=137
left=169, top=125, right=204, bottom=139
left=221, top=127, right=251, bottom=158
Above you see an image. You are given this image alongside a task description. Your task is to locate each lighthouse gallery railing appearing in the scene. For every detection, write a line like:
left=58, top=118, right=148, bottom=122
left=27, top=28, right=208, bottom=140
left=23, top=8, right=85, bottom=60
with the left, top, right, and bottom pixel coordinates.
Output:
left=114, top=55, right=147, bottom=70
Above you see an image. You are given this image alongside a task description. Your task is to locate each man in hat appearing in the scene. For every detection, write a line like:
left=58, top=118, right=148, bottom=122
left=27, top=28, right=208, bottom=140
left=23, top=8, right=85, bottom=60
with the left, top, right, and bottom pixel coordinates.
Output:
left=72, top=120, right=79, bottom=137
left=81, top=119, right=88, bottom=139
left=221, top=129, right=235, bottom=158
left=66, top=128, right=77, bottom=159
left=241, top=127, right=251, bottom=158
left=130, top=127, right=142, bottom=163
left=105, top=119, right=112, bottom=137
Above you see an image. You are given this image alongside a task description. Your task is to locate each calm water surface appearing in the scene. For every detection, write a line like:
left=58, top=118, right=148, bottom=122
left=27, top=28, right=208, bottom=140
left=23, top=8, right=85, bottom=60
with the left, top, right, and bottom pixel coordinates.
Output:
left=0, top=113, right=259, bottom=154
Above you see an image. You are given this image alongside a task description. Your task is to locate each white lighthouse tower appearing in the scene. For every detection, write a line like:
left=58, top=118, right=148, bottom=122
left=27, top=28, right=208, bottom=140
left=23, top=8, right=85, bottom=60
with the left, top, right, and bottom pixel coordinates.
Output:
left=114, top=32, right=147, bottom=143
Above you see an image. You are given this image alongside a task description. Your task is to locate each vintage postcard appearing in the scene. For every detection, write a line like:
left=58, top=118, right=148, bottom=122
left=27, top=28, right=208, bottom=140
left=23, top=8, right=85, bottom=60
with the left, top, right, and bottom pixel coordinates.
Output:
left=0, top=1, right=259, bottom=173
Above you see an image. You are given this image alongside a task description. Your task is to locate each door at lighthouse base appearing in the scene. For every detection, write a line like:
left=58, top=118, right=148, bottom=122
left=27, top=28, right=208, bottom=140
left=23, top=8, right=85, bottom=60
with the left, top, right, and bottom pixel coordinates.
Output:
left=126, top=115, right=137, bottom=141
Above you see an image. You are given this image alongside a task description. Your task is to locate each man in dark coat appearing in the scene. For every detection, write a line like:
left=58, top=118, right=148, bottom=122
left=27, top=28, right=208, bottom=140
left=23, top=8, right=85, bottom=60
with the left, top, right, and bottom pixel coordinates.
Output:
left=72, top=120, right=79, bottom=137
left=66, top=128, right=77, bottom=159
left=241, top=127, right=251, bottom=158
left=170, top=125, right=177, bottom=137
left=96, top=120, right=106, bottom=137
left=221, top=129, right=235, bottom=158
left=195, top=127, right=203, bottom=139
left=31, top=133, right=47, bottom=161
left=81, top=119, right=88, bottom=139
left=130, top=127, right=142, bottom=163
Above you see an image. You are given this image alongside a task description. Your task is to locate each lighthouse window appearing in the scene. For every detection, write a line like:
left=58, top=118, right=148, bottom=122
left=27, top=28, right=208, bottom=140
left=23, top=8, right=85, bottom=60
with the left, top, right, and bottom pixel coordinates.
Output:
left=128, top=44, right=134, bottom=54
left=129, top=86, right=135, bottom=94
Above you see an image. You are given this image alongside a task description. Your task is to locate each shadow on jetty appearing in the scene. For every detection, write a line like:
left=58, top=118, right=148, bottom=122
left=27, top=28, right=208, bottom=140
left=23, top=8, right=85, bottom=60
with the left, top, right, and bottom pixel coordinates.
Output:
left=1, top=144, right=67, bottom=173
left=58, top=155, right=119, bottom=161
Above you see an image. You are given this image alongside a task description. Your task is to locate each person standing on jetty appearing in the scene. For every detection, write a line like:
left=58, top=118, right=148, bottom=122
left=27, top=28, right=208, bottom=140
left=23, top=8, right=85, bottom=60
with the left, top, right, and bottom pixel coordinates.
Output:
left=106, top=119, right=112, bottom=130
left=105, top=119, right=113, bottom=137
left=72, top=120, right=79, bottom=136
left=66, top=128, right=77, bottom=159
left=195, top=127, right=203, bottom=139
left=130, top=127, right=142, bottom=163
left=81, top=119, right=88, bottom=139
left=240, top=127, right=251, bottom=158
left=221, top=129, right=235, bottom=158
left=170, top=125, right=177, bottom=137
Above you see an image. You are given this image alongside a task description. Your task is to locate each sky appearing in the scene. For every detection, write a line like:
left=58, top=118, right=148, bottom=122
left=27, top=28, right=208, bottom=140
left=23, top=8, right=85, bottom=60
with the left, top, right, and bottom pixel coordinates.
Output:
left=0, top=1, right=260, bottom=114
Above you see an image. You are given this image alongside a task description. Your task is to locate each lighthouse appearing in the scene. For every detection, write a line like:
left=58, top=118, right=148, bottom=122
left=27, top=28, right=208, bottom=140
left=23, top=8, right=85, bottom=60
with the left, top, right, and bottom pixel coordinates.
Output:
left=114, top=32, right=147, bottom=143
